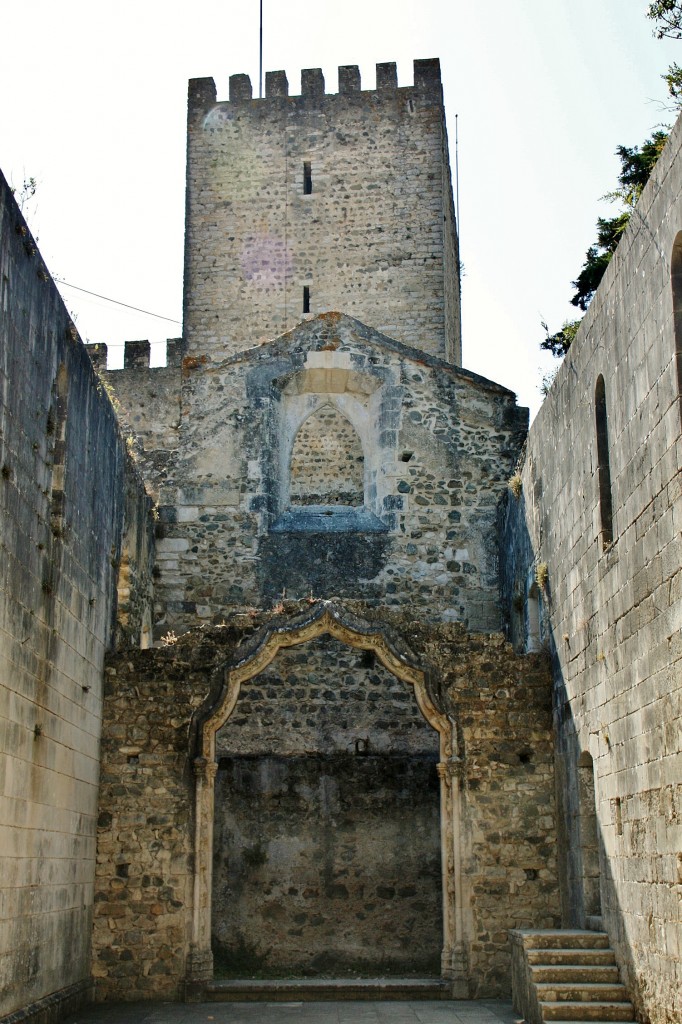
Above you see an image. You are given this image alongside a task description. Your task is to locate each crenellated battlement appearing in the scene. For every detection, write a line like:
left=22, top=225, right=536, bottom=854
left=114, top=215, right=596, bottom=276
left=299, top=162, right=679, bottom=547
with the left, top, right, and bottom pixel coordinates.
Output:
left=188, top=58, right=441, bottom=112
left=87, top=338, right=185, bottom=372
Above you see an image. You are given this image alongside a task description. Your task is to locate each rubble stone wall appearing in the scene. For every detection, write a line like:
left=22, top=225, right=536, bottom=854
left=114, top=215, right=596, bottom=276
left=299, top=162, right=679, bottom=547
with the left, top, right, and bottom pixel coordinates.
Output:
left=141, top=316, right=526, bottom=638
left=93, top=609, right=558, bottom=999
left=212, top=636, right=441, bottom=975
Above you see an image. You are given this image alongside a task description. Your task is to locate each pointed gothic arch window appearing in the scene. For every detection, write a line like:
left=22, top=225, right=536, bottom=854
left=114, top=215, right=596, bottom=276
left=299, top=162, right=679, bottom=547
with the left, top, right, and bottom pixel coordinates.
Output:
left=290, top=404, right=364, bottom=507
left=594, top=374, right=613, bottom=550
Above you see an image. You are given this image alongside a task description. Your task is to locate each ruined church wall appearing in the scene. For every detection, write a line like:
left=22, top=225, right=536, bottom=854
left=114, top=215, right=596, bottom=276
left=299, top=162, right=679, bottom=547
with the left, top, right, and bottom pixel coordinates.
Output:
left=501, top=116, right=682, bottom=1024
left=93, top=610, right=557, bottom=1000
left=213, top=637, right=442, bottom=976
left=0, top=172, right=154, bottom=1021
left=148, top=316, right=526, bottom=638
left=184, top=59, right=461, bottom=365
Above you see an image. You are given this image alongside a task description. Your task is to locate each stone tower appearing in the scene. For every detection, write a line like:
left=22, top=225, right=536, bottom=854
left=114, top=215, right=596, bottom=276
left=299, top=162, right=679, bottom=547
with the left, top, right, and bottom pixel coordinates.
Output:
left=184, top=59, right=461, bottom=363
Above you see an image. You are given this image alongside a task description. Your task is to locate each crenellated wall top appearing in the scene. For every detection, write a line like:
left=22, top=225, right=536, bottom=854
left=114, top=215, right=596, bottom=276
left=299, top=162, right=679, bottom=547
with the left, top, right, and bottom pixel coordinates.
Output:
left=188, top=58, right=442, bottom=112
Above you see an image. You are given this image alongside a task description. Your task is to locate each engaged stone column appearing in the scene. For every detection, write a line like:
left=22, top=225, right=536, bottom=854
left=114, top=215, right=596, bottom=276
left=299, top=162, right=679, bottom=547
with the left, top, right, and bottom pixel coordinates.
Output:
left=438, top=757, right=470, bottom=996
left=186, top=757, right=218, bottom=998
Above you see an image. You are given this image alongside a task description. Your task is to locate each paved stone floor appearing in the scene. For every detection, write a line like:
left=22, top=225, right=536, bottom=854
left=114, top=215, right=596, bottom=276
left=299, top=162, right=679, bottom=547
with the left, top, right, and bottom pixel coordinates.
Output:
left=63, top=1000, right=519, bottom=1024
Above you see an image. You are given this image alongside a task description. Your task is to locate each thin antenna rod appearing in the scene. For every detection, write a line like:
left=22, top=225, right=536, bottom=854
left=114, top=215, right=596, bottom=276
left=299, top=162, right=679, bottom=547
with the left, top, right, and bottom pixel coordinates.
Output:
left=455, top=113, right=460, bottom=242
left=259, top=0, right=263, bottom=98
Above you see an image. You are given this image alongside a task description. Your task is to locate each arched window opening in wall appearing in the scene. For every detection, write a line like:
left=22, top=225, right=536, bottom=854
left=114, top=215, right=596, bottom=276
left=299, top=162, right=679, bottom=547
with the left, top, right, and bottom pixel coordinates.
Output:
left=670, top=232, right=682, bottom=426
left=188, top=606, right=466, bottom=993
left=525, top=584, right=542, bottom=654
left=289, top=404, right=364, bottom=507
left=211, top=634, right=442, bottom=980
left=577, top=751, right=602, bottom=925
left=594, top=375, right=613, bottom=550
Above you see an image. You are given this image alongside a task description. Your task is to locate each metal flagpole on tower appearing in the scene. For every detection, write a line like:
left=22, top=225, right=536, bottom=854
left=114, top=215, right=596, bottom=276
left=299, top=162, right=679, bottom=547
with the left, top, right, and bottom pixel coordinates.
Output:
left=259, top=0, right=263, bottom=98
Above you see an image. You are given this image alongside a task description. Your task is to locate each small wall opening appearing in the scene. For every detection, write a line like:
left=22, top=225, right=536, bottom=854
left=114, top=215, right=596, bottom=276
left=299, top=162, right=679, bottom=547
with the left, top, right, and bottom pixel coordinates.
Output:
left=50, top=363, right=69, bottom=533
left=116, top=543, right=131, bottom=636
left=577, top=751, right=602, bottom=923
left=303, top=285, right=310, bottom=314
left=303, top=162, right=312, bottom=195
left=289, top=404, right=364, bottom=506
left=670, top=231, right=682, bottom=426
left=594, top=374, right=613, bottom=549
left=525, top=584, right=542, bottom=653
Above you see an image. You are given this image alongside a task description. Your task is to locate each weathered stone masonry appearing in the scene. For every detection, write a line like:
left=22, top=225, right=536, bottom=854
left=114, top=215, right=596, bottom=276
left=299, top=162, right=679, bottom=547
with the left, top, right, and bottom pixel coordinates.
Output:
left=0, top=171, right=153, bottom=1021
left=98, top=314, right=526, bottom=639
left=184, top=61, right=461, bottom=365
left=86, top=58, right=555, bottom=1005
left=3, top=50, right=681, bottom=1024
left=93, top=605, right=557, bottom=1001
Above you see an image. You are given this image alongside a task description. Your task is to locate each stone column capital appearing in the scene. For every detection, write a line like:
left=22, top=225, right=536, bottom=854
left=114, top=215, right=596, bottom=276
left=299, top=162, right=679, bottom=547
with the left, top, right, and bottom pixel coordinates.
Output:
left=437, top=757, right=463, bottom=780
left=193, top=757, right=218, bottom=781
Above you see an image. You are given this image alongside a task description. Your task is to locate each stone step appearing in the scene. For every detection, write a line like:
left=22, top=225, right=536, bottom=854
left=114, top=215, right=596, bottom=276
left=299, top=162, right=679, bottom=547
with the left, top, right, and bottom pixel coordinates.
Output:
left=519, top=930, right=611, bottom=950
left=527, top=949, right=616, bottom=967
left=541, top=1002, right=635, bottom=1022
left=535, top=982, right=629, bottom=1003
left=205, top=977, right=451, bottom=1002
left=530, top=965, right=620, bottom=984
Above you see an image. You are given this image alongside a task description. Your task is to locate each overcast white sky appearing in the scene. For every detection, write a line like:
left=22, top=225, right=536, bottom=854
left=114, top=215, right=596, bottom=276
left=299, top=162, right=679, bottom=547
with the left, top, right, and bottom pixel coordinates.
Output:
left=1, top=0, right=678, bottom=418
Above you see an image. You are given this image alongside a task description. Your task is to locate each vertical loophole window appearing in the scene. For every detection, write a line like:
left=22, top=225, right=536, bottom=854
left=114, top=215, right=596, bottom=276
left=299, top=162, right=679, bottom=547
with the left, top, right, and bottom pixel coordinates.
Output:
left=577, top=751, right=602, bottom=921
left=303, top=286, right=310, bottom=314
left=50, top=363, right=69, bottom=533
left=525, top=584, right=541, bottom=653
left=303, top=161, right=312, bottom=195
left=595, top=374, right=613, bottom=549
left=670, top=232, right=682, bottom=426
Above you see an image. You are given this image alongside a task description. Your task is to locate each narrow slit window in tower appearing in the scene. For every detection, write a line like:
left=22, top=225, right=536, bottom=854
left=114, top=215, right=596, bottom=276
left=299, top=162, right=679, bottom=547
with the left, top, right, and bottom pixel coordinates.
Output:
left=303, top=286, right=310, bottom=314
left=303, top=162, right=312, bottom=195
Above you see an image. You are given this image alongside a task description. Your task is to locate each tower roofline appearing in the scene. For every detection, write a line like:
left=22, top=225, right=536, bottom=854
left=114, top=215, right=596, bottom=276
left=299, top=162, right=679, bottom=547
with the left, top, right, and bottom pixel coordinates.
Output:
left=188, top=58, right=441, bottom=112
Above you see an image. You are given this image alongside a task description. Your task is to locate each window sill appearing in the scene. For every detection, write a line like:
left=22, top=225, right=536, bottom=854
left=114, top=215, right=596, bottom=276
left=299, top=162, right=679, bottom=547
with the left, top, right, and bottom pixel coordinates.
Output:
left=270, top=505, right=389, bottom=534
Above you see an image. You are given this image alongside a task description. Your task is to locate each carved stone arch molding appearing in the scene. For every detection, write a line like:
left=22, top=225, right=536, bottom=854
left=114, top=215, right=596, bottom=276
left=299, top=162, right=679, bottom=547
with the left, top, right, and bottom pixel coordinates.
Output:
left=186, top=602, right=471, bottom=996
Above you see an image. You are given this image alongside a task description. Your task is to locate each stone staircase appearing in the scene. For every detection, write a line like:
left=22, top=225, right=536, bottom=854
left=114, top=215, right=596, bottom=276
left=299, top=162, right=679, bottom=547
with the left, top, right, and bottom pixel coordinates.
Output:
left=510, top=929, right=636, bottom=1023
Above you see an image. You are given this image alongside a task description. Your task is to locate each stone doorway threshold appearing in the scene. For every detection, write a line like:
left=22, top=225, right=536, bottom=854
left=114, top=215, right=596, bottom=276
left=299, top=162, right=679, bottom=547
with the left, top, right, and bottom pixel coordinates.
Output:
left=205, top=978, right=451, bottom=1001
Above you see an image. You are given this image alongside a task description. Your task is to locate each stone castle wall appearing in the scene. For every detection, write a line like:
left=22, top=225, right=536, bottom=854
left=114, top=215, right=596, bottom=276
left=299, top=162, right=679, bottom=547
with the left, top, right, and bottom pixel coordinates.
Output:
left=0, top=173, right=154, bottom=1020
left=93, top=608, right=558, bottom=1000
left=184, top=60, right=461, bottom=365
left=122, top=315, right=525, bottom=638
left=501, top=114, right=682, bottom=1024
left=89, top=339, right=184, bottom=504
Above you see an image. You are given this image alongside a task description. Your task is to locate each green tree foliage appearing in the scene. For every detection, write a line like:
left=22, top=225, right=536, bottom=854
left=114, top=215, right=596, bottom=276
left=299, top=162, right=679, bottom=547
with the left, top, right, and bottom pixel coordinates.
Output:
left=647, top=2, right=682, bottom=103
left=540, top=8, right=676, bottom=368
left=648, top=1, right=682, bottom=40
left=541, top=131, right=668, bottom=365
left=570, top=133, right=668, bottom=311
left=540, top=319, right=582, bottom=358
